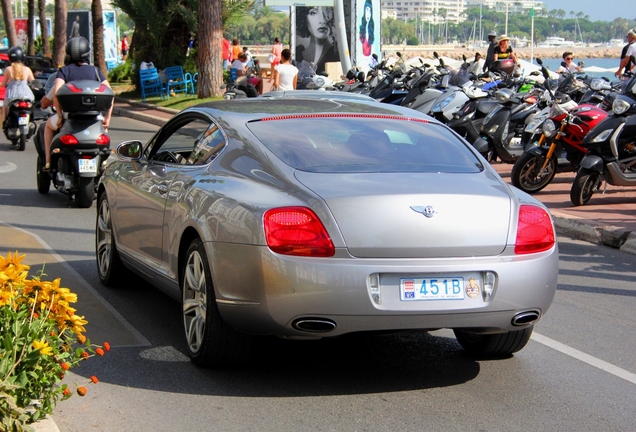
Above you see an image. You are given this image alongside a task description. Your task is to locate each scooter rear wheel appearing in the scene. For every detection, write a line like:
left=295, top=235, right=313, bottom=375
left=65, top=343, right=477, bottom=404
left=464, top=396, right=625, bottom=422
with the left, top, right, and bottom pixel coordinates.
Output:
left=17, top=134, right=26, bottom=151
left=76, top=177, right=95, bottom=208
left=36, top=155, right=50, bottom=194
left=570, top=168, right=600, bottom=206
left=511, top=152, right=557, bottom=194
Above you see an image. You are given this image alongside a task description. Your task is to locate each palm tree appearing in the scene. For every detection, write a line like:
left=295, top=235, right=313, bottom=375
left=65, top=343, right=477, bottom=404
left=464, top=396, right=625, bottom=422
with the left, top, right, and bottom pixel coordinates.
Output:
left=1, top=0, right=17, bottom=47
left=91, top=0, right=106, bottom=74
left=53, top=0, right=67, bottom=67
left=39, top=0, right=51, bottom=56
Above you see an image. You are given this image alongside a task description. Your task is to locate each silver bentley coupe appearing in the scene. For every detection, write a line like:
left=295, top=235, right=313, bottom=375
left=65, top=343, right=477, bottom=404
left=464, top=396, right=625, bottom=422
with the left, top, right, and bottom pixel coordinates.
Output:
left=96, top=97, right=558, bottom=368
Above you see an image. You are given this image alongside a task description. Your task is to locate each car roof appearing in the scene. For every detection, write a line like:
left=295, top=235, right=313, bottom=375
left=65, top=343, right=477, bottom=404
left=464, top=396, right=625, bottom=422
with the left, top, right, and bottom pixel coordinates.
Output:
left=258, top=90, right=377, bottom=102
left=188, top=97, right=434, bottom=124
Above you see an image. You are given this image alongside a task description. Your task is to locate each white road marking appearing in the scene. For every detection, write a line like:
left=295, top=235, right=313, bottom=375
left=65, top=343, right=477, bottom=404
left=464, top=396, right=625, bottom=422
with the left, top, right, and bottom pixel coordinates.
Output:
left=533, top=332, right=636, bottom=384
left=0, top=162, right=17, bottom=173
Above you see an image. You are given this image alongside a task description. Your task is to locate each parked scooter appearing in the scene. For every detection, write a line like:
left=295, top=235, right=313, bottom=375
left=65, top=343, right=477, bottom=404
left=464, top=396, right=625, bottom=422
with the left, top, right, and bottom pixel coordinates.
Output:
left=570, top=64, right=636, bottom=206
left=511, top=59, right=609, bottom=194
left=34, top=80, right=114, bottom=208
left=472, top=83, right=541, bottom=163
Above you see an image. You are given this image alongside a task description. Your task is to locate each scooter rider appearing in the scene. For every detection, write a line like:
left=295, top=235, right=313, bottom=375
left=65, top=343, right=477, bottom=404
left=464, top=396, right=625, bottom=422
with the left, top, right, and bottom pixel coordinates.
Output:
left=483, top=31, right=497, bottom=72
left=44, top=36, right=112, bottom=170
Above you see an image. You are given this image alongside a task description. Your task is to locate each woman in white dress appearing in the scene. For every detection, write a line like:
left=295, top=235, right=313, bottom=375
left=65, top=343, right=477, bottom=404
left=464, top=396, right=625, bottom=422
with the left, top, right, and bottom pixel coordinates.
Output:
left=273, top=49, right=298, bottom=91
left=0, top=46, right=35, bottom=127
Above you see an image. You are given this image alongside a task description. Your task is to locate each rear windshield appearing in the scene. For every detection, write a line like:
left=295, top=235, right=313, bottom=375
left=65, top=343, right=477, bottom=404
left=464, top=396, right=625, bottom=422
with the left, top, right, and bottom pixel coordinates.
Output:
left=246, top=115, right=483, bottom=173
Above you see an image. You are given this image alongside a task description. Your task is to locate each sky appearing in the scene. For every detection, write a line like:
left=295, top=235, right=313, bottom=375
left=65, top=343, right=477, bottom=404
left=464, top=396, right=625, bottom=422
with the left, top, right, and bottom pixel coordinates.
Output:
left=542, top=0, right=629, bottom=22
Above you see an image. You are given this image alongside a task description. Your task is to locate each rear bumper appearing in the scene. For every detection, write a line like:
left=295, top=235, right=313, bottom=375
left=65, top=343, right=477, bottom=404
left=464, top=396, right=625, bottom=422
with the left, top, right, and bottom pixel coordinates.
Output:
left=209, top=242, right=558, bottom=337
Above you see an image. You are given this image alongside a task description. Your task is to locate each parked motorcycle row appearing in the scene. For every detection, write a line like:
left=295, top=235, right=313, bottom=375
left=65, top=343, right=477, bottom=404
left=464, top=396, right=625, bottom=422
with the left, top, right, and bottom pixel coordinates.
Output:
left=320, top=52, right=636, bottom=207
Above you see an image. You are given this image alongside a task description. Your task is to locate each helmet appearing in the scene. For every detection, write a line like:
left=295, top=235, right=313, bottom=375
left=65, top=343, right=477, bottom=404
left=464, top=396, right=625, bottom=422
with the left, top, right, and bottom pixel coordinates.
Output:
left=66, top=37, right=91, bottom=63
left=7, top=46, right=24, bottom=63
left=488, top=31, right=497, bottom=38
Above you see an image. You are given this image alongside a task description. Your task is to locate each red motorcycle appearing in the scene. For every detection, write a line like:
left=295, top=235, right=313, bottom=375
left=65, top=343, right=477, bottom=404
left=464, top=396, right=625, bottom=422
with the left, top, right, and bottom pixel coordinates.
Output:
left=511, top=101, right=608, bottom=194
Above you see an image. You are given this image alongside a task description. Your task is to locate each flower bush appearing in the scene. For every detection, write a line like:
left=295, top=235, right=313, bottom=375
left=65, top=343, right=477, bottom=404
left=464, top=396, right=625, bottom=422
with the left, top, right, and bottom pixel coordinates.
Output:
left=0, top=251, right=109, bottom=430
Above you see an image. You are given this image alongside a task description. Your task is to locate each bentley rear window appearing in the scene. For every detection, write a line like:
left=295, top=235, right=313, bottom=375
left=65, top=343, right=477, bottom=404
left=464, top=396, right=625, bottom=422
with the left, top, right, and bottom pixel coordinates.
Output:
left=247, top=116, right=483, bottom=173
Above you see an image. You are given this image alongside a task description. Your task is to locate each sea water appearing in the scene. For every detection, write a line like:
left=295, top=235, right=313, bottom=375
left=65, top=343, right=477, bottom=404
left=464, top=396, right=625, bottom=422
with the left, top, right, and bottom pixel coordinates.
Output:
left=532, top=57, right=619, bottom=79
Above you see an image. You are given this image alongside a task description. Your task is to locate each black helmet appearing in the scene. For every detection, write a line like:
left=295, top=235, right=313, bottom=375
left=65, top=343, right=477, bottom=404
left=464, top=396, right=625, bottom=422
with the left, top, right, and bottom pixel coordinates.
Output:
left=66, top=37, right=91, bottom=63
left=8, top=46, right=24, bottom=63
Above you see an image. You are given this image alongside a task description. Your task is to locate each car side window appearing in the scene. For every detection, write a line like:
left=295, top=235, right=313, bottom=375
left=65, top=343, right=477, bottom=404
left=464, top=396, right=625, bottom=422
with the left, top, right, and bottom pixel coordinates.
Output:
left=148, top=116, right=215, bottom=165
left=187, top=123, right=226, bottom=165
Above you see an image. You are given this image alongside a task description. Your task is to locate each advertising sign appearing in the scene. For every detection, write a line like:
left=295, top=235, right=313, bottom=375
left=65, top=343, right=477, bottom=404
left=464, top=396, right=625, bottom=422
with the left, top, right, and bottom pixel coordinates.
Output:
left=354, top=0, right=380, bottom=72
left=103, top=10, right=118, bottom=62
left=14, top=19, right=28, bottom=48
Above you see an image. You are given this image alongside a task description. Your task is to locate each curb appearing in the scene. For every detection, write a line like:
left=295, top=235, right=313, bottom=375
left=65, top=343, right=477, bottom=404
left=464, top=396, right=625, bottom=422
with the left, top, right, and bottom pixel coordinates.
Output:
left=552, top=210, right=634, bottom=252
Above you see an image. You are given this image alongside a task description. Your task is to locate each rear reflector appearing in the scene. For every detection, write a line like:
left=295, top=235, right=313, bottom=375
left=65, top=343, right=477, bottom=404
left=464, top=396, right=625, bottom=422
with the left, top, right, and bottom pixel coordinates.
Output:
left=17, top=101, right=32, bottom=109
left=264, top=207, right=335, bottom=257
left=514, top=205, right=555, bottom=254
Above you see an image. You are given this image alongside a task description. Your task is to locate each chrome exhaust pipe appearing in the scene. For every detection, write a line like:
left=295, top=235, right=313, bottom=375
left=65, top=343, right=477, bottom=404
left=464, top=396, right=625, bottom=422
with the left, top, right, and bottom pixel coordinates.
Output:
left=511, top=310, right=540, bottom=326
left=292, top=318, right=336, bottom=333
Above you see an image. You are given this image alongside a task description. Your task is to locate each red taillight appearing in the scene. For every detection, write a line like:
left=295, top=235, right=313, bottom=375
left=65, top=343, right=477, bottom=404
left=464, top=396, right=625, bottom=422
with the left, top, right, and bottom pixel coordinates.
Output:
left=95, top=84, right=108, bottom=93
left=96, top=134, right=110, bottom=145
left=514, top=205, right=555, bottom=254
left=264, top=207, right=335, bottom=257
left=59, top=134, right=79, bottom=145
left=17, top=101, right=31, bottom=109
left=66, top=83, right=83, bottom=93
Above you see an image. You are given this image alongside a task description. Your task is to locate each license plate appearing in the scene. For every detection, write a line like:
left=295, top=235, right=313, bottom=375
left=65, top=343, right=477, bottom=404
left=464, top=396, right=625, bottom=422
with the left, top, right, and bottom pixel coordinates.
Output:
left=18, top=116, right=28, bottom=125
left=400, top=277, right=466, bottom=301
left=78, top=158, right=98, bottom=173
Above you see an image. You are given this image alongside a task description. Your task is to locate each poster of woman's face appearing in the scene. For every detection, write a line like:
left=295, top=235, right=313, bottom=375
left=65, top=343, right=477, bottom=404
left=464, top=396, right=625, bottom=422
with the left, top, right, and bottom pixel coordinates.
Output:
left=356, top=0, right=380, bottom=72
left=293, top=6, right=340, bottom=75
left=14, top=19, right=28, bottom=48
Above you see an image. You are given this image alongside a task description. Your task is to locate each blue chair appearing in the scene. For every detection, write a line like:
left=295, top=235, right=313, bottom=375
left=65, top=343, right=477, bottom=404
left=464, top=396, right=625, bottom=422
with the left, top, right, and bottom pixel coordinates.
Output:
left=164, top=66, right=194, bottom=99
left=185, top=72, right=196, bottom=94
left=139, top=67, right=165, bottom=102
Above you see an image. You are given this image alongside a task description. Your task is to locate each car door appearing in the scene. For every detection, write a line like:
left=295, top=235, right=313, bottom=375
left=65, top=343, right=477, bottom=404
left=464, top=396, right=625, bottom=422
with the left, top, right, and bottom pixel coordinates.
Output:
left=113, top=113, right=214, bottom=275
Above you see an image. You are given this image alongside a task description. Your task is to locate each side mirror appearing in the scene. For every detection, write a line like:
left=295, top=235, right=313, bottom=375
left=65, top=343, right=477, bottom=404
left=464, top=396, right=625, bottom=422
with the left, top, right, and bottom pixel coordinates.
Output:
left=116, top=140, right=143, bottom=160
left=433, top=51, right=439, bottom=59
left=396, top=52, right=402, bottom=58
left=536, top=58, right=543, bottom=66
left=462, top=54, right=467, bottom=62
left=560, top=61, right=568, bottom=68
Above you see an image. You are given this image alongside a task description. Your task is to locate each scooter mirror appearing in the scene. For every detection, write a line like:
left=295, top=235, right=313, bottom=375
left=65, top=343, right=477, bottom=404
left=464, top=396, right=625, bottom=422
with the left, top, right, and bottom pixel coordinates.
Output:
left=433, top=52, right=439, bottom=59
left=561, top=61, right=568, bottom=68
left=396, top=52, right=402, bottom=58
left=462, top=54, right=467, bottom=62
left=536, top=58, right=543, bottom=66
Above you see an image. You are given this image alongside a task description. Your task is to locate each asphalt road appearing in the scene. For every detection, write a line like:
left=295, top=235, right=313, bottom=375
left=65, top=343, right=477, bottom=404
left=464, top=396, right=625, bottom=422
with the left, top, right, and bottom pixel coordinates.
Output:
left=1, top=115, right=635, bottom=431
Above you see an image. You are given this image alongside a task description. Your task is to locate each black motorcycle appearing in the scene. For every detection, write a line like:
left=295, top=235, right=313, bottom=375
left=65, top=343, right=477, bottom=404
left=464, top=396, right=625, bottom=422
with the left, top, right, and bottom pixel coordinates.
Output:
left=570, top=68, right=636, bottom=206
left=34, top=80, right=114, bottom=208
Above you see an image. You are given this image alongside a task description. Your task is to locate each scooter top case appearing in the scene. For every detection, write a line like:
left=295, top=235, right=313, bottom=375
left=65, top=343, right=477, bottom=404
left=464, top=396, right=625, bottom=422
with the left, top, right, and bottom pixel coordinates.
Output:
left=57, top=80, right=114, bottom=116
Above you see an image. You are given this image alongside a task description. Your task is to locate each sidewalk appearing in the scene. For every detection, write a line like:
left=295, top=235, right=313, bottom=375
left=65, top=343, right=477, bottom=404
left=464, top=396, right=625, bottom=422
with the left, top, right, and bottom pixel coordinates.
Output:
left=112, top=96, right=636, bottom=255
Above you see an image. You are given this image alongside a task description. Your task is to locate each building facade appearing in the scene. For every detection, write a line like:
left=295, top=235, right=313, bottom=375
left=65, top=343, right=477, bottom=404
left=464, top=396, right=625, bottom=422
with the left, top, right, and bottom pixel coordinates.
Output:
left=381, top=0, right=468, bottom=24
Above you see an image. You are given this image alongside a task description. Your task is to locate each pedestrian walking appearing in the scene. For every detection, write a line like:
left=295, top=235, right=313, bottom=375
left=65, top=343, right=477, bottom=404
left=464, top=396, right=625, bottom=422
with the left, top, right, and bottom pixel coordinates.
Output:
left=268, top=37, right=283, bottom=82
left=273, top=48, right=299, bottom=91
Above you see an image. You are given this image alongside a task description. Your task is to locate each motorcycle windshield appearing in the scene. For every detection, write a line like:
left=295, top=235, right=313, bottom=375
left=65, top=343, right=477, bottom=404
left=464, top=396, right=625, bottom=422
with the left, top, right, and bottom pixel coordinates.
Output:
left=448, top=69, right=471, bottom=87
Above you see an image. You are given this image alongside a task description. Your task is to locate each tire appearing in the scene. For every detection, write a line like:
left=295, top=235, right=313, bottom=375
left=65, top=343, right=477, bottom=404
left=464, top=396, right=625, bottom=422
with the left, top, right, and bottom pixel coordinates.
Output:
left=570, top=168, right=601, bottom=206
left=95, top=193, right=128, bottom=286
left=76, top=177, right=95, bottom=208
left=17, top=133, right=26, bottom=151
left=36, top=155, right=50, bottom=194
left=511, top=152, right=557, bottom=194
left=454, top=326, right=534, bottom=357
left=181, top=239, right=253, bottom=368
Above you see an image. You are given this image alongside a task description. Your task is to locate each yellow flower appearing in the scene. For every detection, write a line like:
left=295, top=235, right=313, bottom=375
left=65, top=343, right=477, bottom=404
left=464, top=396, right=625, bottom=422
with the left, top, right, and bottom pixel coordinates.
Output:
left=66, top=314, right=88, bottom=335
left=0, top=251, right=30, bottom=273
left=32, top=340, right=54, bottom=356
left=0, top=289, right=14, bottom=306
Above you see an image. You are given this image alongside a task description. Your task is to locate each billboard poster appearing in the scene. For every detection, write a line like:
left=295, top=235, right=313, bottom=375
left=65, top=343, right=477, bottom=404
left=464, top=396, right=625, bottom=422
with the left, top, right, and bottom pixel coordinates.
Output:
left=67, top=10, right=91, bottom=44
left=355, top=0, right=380, bottom=72
left=14, top=19, right=29, bottom=48
left=34, top=17, right=53, bottom=39
left=292, top=4, right=352, bottom=75
left=103, top=10, right=118, bottom=62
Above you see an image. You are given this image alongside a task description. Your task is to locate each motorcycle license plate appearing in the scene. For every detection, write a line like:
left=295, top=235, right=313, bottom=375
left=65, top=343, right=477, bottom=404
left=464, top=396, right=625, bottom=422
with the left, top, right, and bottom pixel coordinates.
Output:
left=18, top=116, right=29, bottom=125
left=78, top=158, right=98, bottom=174
left=400, top=277, right=466, bottom=301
